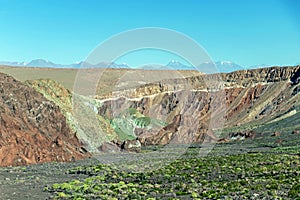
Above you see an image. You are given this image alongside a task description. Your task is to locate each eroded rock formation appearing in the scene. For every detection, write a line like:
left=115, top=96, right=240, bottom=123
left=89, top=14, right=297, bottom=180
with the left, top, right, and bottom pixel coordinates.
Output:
left=97, top=66, right=300, bottom=146
left=0, top=73, right=89, bottom=166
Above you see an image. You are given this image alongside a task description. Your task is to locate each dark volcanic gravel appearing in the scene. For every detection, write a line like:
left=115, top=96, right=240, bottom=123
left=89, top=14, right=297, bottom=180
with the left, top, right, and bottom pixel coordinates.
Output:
left=0, top=158, right=100, bottom=200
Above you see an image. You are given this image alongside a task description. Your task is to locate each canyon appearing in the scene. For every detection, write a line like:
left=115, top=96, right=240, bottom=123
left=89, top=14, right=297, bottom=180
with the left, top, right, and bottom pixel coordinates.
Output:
left=0, top=65, right=299, bottom=166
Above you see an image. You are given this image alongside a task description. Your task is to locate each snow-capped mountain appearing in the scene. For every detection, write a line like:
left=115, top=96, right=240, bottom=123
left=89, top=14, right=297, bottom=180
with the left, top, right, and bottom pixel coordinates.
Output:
left=136, top=64, right=170, bottom=70
left=198, top=61, right=244, bottom=73
left=166, top=60, right=195, bottom=70
left=215, top=61, right=244, bottom=72
left=0, top=61, right=28, bottom=66
left=0, top=59, right=130, bottom=69
left=165, top=60, right=244, bottom=73
left=0, top=59, right=246, bottom=73
left=249, top=64, right=273, bottom=69
left=26, top=59, right=59, bottom=68
left=0, top=59, right=289, bottom=73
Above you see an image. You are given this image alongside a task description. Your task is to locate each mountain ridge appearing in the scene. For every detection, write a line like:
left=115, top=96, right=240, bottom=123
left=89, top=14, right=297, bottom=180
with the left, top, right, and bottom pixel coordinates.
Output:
left=1, top=59, right=292, bottom=73
left=0, top=59, right=130, bottom=69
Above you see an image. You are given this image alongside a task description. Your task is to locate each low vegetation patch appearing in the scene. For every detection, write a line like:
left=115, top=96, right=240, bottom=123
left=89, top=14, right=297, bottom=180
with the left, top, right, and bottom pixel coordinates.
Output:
left=47, top=151, right=299, bottom=199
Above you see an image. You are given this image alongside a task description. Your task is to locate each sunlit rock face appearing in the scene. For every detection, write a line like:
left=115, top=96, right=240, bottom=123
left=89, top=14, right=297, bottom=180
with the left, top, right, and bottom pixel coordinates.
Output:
left=0, top=73, right=89, bottom=167
left=97, top=66, right=300, bottom=146
left=17, top=66, right=299, bottom=153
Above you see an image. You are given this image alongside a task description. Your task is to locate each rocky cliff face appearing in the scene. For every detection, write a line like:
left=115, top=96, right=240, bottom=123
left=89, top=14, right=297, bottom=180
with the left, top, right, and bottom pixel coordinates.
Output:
left=10, top=66, right=298, bottom=155
left=221, top=66, right=299, bottom=85
left=101, top=66, right=299, bottom=99
left=99, top=88, right=226, bottom=146
left=1, top=65, right=298, bottom=166
left=26, top=79, right=120, bottom=152
left=223, top=66, right=300, bottom=126
left=0, top=73, right=89, bottom=166
left=97, top=66, right=300, bottom=146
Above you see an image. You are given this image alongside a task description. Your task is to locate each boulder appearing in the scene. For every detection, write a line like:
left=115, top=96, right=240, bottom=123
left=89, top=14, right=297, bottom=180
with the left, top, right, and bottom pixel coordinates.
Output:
left=272, top=131, right=281, bottom=137
left=99, top=142, right=120, bottom=153
left=121, top=139, right=141, bottom=153
left=229, top=130, right=256, bottom=140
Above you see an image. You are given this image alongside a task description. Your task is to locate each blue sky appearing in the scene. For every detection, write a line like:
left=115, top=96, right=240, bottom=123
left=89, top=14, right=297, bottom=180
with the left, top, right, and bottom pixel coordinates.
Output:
left=0, top=0, right=299, bottom=67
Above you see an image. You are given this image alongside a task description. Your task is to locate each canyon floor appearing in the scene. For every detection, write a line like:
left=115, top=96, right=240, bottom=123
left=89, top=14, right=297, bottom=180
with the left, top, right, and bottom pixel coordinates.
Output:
left=0, top=131, right=299, bottom=199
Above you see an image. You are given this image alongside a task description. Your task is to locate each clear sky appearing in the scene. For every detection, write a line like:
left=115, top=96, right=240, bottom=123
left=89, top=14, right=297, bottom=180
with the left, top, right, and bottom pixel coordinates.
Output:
left=0, top=0, right=299, bottom=67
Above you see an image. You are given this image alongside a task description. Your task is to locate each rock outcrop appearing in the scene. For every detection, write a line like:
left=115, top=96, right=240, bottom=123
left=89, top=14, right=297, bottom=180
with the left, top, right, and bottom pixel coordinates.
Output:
left=229, top=130, right=256, bottom=140
left=99, top=89, right=224, bottom=146
left=272, top=131, right=281, bottom=137
left=26, top=79, right=119, bottom=152
left=100, top=66, right=300, bottom=99
left=97, top=66, right=300, bottom=146
left=121, top=139, right=142, bottom=153
left=0, top=73, right=89, bottom=166
left=8, top=66, right=298, bottom=154
left=1, top=65, right=298, bottom=165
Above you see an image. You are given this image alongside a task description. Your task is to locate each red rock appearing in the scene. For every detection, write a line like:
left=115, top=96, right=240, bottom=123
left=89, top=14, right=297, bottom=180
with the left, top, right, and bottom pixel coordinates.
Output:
left=217, top=138, right=230, bottom=143
left=97, top=66, right=299, bottom=147
left=0, top=73, right=89, bottom=167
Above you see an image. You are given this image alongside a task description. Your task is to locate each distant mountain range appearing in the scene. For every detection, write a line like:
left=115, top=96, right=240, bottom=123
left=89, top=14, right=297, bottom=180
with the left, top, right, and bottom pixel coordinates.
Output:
left=167, top=60, right=249, bottom=73
left=0, top=58, right=290, bottom=73
left=0, top=59, right=130, bottom=69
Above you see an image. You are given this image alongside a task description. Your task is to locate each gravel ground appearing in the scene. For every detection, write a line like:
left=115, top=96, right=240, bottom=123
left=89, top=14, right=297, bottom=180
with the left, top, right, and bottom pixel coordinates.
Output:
left=0, top=145, right=218, bottom=199
left=0, top=158, right=100, bottom=200
left=0, top=133, right=298, bottom=200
